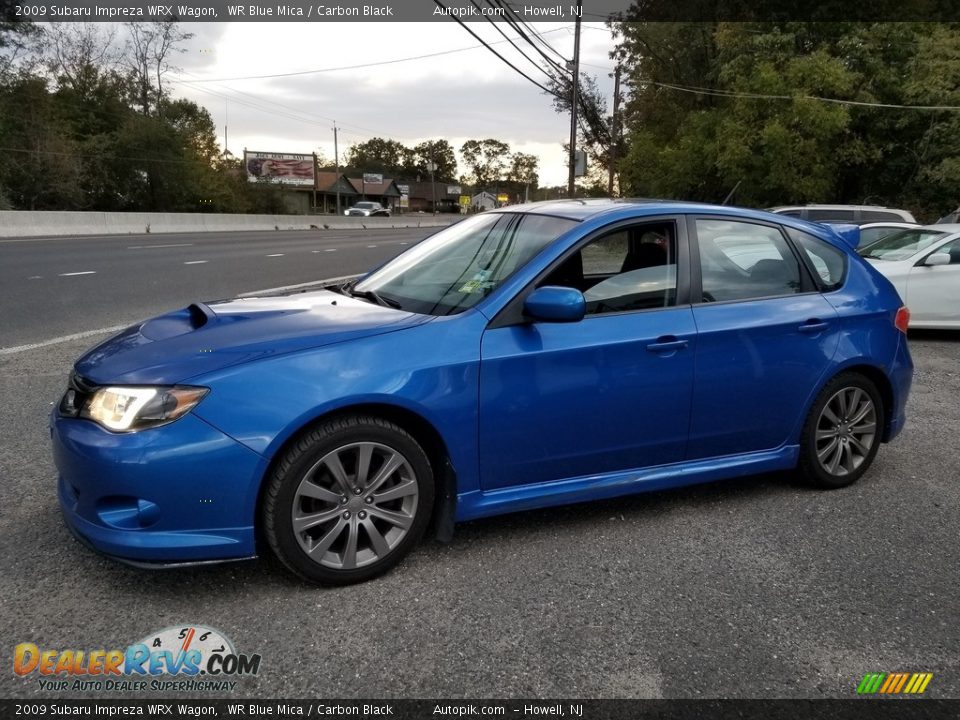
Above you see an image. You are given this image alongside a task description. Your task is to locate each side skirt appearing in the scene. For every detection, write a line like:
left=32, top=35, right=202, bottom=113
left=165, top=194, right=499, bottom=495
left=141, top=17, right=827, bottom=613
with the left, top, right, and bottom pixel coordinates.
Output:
left=455, top=445, right=799, bottom=522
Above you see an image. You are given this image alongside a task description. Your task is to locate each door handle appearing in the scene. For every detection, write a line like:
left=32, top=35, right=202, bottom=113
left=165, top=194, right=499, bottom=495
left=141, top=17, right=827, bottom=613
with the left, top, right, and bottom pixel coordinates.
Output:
left=646, top=337, right=689, bottom=353
left=798, top=320, right=829, bottom=334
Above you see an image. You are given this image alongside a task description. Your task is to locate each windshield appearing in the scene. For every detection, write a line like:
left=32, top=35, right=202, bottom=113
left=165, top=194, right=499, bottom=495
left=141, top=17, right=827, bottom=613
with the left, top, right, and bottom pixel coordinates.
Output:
left=860, top=229, right=947, bottom=260
left=355, top=202, right=377, bottom=209
left=353, top=212, right=577, bottom=315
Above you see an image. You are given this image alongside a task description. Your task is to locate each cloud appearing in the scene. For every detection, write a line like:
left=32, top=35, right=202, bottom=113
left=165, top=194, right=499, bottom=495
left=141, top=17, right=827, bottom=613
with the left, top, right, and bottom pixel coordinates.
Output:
left=170, top=21, right=616, bottom=185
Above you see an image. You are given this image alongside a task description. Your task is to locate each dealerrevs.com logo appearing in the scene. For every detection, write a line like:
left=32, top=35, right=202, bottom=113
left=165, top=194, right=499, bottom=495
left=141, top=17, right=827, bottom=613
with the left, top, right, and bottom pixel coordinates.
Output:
left=13, top=625, right=261, bottom=693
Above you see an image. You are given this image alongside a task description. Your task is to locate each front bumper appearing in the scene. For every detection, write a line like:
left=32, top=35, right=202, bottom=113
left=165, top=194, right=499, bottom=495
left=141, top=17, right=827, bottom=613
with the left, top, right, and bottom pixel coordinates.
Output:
left=52, top=410, right=266, bottom=565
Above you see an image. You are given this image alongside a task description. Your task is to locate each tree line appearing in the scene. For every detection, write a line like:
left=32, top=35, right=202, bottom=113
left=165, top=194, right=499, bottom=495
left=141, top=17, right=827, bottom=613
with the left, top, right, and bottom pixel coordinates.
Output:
left=606, top=19, right=960, bottom=220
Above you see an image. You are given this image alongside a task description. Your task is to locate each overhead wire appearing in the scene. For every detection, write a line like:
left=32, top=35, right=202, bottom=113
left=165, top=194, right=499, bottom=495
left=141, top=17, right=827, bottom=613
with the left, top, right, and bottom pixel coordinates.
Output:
left=433, top=0, right=564, bottom=99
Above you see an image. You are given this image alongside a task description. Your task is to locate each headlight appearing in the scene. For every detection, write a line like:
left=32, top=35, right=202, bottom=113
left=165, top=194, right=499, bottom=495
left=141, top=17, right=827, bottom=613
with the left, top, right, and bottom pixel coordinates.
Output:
left=72, top=385, right=208, bottom=432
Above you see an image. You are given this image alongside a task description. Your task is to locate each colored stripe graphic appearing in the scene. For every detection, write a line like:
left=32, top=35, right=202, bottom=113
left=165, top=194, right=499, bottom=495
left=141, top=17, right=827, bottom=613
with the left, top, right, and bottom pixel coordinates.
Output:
left=857, top=672, right=932, bottom=694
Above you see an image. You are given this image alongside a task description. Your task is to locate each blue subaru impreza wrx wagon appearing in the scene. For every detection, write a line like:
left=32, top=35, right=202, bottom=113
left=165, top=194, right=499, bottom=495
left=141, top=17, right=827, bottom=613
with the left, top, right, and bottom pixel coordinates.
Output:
left=52, top=200, right=913, bottom=584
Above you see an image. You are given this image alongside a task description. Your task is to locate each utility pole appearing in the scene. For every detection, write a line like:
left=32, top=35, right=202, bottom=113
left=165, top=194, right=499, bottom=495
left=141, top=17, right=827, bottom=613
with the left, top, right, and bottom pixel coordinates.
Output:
left=426, top=160, right=437, bottom=214
left=333, top=122, right=340, bottom=215
left=566, top=0, right=582, bottom=199
left=608, top=64, right=621, bottom=197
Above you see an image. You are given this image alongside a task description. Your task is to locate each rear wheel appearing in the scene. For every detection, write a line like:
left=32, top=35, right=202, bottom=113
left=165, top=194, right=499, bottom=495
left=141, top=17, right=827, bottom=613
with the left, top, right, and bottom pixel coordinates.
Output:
left=798, top=373, right=883, bottom=489
left=263, top=416, right=434, bottom=585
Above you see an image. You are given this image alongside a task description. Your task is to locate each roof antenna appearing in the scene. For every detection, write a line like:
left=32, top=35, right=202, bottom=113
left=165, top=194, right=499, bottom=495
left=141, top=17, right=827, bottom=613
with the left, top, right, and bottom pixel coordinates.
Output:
left=722, top=180, right=741, bottom=206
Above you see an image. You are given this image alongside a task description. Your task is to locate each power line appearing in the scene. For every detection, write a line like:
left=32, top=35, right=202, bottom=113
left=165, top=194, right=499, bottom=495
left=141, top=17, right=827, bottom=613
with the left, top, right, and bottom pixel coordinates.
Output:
left=174, top=70, right=384, bottom=138
left=182, top=25, right=575, bottom=84
left=434, top=0, right=564, bottom=99
left=492, top=0, right=570, bottom=74
left=646, top=80, right=960, bottom=111
left=472, top=0, right=560, bottom=81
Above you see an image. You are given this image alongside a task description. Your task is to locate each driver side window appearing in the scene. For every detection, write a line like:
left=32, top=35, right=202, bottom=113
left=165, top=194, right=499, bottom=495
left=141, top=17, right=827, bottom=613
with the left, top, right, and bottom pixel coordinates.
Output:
left=541, top=222, right=678, bottom=315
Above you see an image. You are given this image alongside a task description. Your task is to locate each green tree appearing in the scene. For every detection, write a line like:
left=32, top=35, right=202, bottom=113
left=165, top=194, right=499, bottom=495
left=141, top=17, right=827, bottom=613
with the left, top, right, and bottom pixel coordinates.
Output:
left=409, top=139, right=457, bottom=180
left=460, top=138, right=510, bottom=191
left=612, top=20, right=960, bottom=218
left=344, top=137, right=409, bottom=176
left=506, top=152, right=539, bottom=201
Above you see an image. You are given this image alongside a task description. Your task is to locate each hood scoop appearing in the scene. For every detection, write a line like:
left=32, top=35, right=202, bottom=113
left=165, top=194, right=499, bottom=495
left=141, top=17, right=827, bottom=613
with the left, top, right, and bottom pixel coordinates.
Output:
left=140, top=302, right=215, bottom=341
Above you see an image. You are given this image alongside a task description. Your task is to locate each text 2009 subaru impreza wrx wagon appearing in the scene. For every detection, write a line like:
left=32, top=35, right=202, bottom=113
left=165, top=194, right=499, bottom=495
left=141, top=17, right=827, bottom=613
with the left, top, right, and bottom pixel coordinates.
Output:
left=52, top=200, right=913, bottom=584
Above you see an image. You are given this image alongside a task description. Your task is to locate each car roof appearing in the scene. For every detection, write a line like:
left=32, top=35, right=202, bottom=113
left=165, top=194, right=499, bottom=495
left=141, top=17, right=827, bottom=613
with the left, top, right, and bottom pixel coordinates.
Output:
left=926, top=223, right=960, bottom=232
left=499, top=198, right=782, bottom=222
left=497, top=198, right=838, bottom=233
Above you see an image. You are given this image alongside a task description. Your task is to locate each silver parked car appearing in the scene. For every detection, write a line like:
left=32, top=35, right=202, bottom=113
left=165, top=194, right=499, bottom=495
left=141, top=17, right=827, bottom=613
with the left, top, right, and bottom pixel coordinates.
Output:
left=769, top=204, right=917, bottom=224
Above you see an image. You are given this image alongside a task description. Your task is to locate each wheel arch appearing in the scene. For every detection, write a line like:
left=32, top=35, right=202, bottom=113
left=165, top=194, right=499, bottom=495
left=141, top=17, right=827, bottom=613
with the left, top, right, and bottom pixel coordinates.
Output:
left=253, top=402, right=458, bottom=555
left=807, top=363, right=895, bottom=443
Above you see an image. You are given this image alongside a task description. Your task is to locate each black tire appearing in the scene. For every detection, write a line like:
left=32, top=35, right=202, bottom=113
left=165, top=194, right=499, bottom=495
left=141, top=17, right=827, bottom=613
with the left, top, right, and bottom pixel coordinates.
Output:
left=262, top=415, right=434, bottom=585
left=798, top=372, right=884, bottom=489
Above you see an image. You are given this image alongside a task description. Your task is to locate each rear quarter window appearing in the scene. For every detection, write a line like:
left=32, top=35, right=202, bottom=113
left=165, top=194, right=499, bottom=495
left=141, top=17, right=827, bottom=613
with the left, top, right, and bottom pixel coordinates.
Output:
left=786, top=227, right=847, bottom=291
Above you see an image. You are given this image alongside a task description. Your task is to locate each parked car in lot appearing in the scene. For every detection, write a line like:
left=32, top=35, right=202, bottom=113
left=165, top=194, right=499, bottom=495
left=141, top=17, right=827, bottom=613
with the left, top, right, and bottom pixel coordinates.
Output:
left=52, top=200, right=913, bottom=584
left=860, top=224, right=960, bottom=329
left=770, top=204, right=917, bottom=224
left=345, top=201, right=390, bottom=217
left=858, top=222, right=920, bottom=249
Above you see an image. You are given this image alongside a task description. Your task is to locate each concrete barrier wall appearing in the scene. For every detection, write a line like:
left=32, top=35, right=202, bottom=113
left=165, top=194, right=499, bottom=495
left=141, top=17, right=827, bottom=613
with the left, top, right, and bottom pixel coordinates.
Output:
left=0, top=211, right=460, bottom=238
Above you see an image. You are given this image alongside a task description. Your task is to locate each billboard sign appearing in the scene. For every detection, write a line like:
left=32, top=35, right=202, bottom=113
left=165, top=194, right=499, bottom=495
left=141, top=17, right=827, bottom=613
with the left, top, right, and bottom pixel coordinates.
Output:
left=363, top=173, right=384, bottom=185
left=497, top=193, right=510, bottom=204
left=245, top=151, right=314, bottom=186
left=399, top=194, right=409, bottom=209
left=459, top=195, right=471, bottom=206
left=447, top=185, right=462, bottom=195
left=397, top=184, right=410, bottom=194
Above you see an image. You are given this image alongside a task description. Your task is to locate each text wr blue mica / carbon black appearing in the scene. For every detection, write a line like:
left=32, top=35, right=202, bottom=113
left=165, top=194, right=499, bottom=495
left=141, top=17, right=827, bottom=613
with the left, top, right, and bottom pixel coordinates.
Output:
left=52, top=200, right=913, bottom=584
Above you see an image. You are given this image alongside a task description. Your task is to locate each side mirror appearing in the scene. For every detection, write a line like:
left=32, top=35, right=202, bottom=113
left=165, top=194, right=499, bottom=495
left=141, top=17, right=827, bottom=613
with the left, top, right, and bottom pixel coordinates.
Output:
left=523, top=286, right=586, bottom=323
left=925, top=253, right=951, bottom=266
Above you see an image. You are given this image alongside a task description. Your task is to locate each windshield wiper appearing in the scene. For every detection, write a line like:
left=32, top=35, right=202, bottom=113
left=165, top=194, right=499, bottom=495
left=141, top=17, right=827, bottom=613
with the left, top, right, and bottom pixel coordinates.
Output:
left=349, top=288, right=402, bottom=309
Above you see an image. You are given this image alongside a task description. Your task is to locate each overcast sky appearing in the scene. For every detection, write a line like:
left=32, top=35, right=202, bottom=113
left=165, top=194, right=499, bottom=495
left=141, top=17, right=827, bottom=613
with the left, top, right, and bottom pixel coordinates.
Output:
left=166, top=22, right=616, bottom=185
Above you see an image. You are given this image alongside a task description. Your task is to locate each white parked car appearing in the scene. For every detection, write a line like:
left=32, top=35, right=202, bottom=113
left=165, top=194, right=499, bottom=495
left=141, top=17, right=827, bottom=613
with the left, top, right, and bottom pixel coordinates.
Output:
left=859, top=221, right=920, bottom=249
left=345, top=201, right=391, bottom=217
left=860, top=225, right=960, bottom=329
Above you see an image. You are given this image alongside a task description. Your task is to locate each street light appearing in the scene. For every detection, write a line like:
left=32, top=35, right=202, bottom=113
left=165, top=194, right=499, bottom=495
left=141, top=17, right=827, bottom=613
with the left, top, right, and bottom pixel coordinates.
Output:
left=426, top=161, right=437, bottom=214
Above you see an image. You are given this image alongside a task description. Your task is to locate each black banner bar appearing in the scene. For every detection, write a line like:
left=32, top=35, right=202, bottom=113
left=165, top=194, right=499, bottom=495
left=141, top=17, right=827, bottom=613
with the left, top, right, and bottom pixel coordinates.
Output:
left=2, top=699, right=959, bottom=720
left=8, top=0, right=960, bottom=23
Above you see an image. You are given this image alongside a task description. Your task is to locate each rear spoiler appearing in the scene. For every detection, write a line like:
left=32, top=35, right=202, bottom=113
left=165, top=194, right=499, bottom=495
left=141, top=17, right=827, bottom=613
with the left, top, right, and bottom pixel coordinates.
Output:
left=822, top=223, right=861, bottom=249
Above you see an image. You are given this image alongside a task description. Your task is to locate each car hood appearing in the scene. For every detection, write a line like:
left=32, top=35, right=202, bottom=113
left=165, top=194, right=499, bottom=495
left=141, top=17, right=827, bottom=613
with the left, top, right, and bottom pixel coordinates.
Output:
left=74, top=290, right=430, bottom=385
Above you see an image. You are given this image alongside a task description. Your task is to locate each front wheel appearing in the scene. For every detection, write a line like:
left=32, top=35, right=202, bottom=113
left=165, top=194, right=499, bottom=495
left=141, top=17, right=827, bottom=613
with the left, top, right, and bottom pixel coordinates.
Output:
left=798, top=373, right=883, bottom=489
left=262, top=416, right=434, bottom=585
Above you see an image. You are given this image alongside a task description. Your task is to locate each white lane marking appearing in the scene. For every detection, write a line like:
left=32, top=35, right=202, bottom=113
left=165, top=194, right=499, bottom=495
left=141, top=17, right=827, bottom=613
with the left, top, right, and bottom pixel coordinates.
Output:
left=367, top=244, right=378, bottom=248
left=0, top=324, right=131, bottom=356
left=128, top=243, right=193, bottom=249
left=184, top=260, right=208, bottom=265
left=241, top=274, right=362, bottom=296
left=28, top=275, right=42, bottom=279
left=59, top=271, right=96, bottom=276
left=324, top=248, right=337, bottom=252
left=400, top=242, right=409, bottom=245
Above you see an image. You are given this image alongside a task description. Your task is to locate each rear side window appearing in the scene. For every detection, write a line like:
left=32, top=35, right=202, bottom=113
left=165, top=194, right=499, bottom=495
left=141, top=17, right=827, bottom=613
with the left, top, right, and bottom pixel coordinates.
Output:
left=861, top=210, right=904, bottom=222
left=787, top=228, right=847, bottom=291
left=807, top=209, right=855, bottom=221
left=695, top=219, right=802, bottom=302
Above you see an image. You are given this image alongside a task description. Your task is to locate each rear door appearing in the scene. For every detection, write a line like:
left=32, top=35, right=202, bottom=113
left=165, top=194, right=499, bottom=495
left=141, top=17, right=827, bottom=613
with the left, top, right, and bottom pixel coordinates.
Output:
left=686, top=217, right=841, bottom=459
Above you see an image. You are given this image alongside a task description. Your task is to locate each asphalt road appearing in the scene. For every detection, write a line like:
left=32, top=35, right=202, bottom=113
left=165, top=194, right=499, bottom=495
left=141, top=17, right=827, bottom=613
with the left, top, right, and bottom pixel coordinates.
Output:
left=0, top=229, right=957, bottom=700
left=0, top=228, right=432, bottom=349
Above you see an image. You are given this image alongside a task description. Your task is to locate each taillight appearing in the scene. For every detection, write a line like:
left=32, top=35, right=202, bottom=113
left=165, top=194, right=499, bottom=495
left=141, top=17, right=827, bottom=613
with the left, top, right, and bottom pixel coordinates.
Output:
left=894, top=306, right=910, bottom=333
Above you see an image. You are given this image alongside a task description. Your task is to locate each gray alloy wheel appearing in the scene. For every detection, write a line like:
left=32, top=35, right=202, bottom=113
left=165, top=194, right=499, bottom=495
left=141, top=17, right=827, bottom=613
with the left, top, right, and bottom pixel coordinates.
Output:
left=798, top=373, right=883, bottom=489
left=291, top=441, right=419, bottom=570
left=814, top=386, right=878, bottom=477
left=263, top=415, right=434, bottom=585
